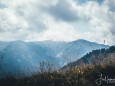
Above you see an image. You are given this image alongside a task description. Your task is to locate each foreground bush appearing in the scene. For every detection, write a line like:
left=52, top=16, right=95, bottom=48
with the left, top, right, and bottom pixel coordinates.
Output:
left=0, top=61, right=115, bottom=86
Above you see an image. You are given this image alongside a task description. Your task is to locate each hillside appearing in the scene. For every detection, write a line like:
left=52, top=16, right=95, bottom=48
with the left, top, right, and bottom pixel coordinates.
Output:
left=63, top=46, right=115, bottom=69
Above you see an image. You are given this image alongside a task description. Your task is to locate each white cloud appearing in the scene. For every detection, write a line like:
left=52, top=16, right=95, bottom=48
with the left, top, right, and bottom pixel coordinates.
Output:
left=0, top=0, right=115, bottom=45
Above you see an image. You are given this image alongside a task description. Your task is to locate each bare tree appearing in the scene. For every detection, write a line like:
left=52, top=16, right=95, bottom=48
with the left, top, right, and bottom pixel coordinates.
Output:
left=39, top=61, right=54, bottom=73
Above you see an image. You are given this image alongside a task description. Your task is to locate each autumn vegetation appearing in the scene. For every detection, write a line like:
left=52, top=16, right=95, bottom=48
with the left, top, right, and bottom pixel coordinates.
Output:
left=0, top=46, right=115, bottom=86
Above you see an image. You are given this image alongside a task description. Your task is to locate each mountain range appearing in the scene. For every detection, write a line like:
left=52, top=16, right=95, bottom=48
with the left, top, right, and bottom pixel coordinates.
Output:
left=0, top=39, right=109, bottom=77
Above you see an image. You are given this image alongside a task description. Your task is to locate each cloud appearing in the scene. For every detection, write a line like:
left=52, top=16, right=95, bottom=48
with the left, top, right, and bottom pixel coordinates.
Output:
left=43, top=0, right=79, bottom=22
left=0, top=0, right=115, bottom=45
left=54, top=0, right=113, bottom=45
left=0, top=0, right=46, bottom=33
left=104, top=0, right=115, bottom=12
left=0, top=3, right=7, bottom=9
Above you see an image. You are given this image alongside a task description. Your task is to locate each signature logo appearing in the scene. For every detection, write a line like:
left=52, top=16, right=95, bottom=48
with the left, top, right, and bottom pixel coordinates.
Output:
left=95, top=74, right=115, bottom=85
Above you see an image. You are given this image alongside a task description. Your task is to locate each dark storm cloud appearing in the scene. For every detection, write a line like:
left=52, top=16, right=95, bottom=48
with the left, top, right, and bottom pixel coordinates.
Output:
left=44, top=0, right=79, bottom=22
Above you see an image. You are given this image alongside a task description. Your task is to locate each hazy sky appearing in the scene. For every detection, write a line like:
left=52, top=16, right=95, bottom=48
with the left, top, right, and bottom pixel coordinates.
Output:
left=0, top=0, right=115, bottom=45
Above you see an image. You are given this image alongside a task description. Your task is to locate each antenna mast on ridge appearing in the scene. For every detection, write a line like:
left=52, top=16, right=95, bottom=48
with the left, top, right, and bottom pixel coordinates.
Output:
left=104, top=40, right=106, bottom=44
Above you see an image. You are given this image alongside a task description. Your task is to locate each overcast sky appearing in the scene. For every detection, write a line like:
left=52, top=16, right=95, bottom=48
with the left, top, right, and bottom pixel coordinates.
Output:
left=0, top=0, right=115, bottom=45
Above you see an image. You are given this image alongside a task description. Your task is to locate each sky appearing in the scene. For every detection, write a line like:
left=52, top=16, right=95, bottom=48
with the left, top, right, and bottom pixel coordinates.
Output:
left=0, top=0, right=115, bottom=45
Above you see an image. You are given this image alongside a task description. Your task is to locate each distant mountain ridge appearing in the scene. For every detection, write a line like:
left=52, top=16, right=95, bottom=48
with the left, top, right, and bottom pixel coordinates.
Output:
left=60, top=39, right=109, bottom=63
left=0, top=39, right=109, bottom=77
left=35, top=39, right=109, bottom=63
